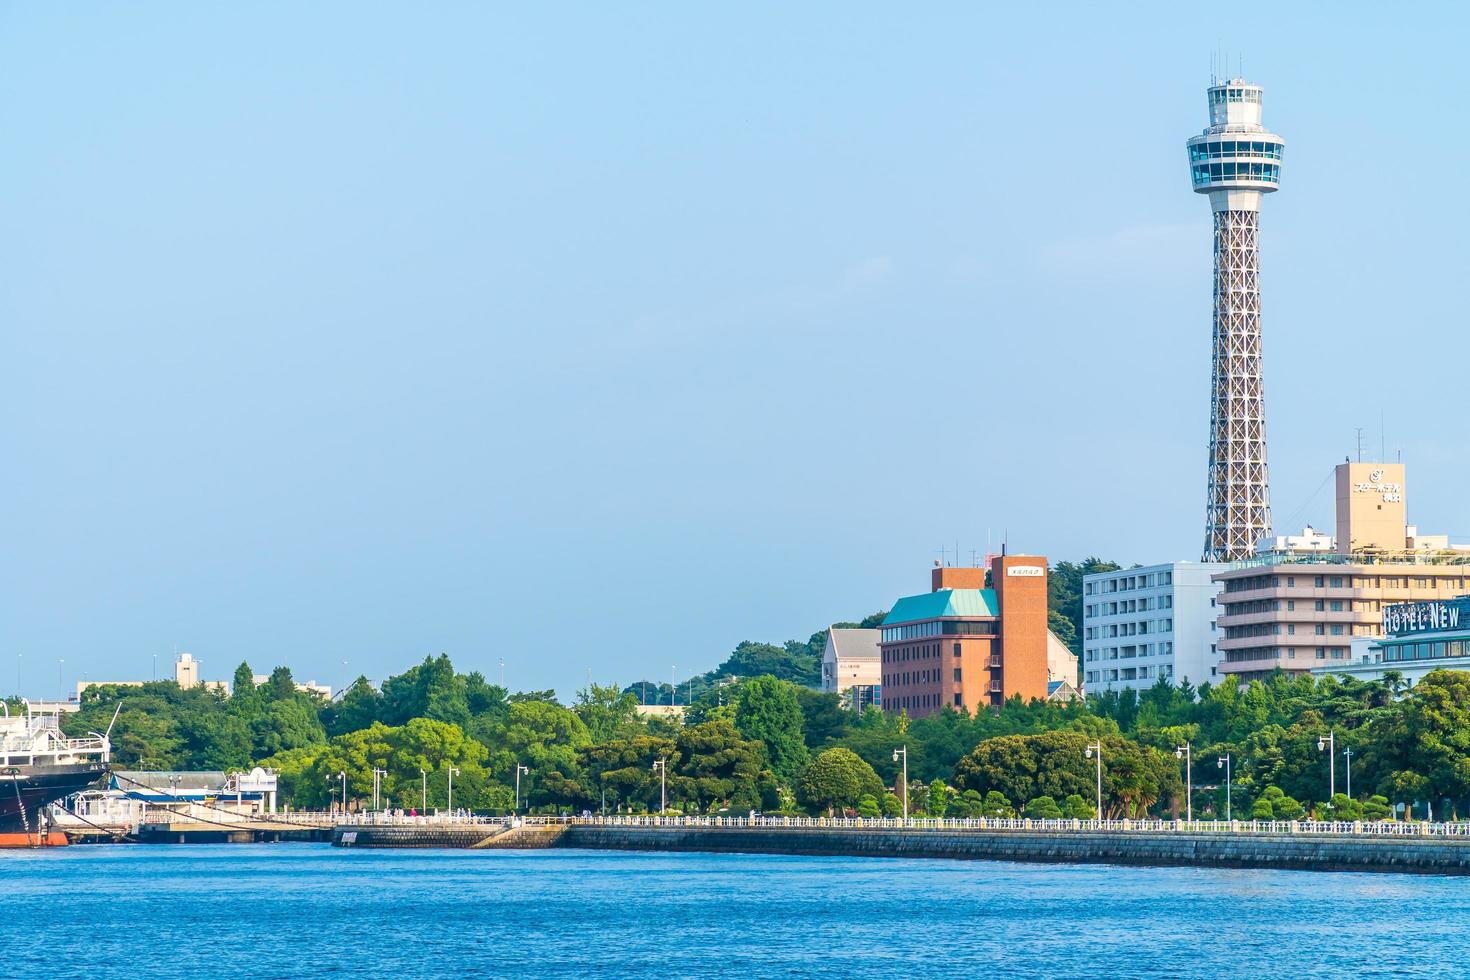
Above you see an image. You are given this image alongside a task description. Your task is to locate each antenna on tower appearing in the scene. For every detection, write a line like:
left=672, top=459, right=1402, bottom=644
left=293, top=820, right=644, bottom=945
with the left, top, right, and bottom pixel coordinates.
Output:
left=1356, top=427, right=1364, bottom=463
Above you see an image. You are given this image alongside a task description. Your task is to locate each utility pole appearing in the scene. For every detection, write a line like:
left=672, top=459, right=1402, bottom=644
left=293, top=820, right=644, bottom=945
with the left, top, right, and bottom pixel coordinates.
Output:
left=892, top=746, right=908, bottom=819
left=1318, top=730, right=1336, bottom=801
left=1086, top=742, right=1103, bottom=818
left=652, top=758, right=667, bottom=814
left=1344, top=746, right=1353, bottom=799
left=371, top=768, right=387, bottom=810
left=1217, top=753, right=1232, bottom=821
left=514, top=764, right=529, bottom=812
left=447, top=766, right=461, bottom=813
left=1175, top=743, right=1193, bottom=822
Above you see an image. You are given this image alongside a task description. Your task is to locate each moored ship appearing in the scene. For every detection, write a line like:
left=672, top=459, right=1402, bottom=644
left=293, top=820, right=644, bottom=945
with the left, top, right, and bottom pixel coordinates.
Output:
left=0, top=702, right=111, bottom=844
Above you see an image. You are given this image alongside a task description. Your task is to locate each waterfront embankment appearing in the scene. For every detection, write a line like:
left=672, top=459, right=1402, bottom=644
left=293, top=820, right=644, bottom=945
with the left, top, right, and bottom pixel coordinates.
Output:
left=331, top=817, right=1470, bottom=875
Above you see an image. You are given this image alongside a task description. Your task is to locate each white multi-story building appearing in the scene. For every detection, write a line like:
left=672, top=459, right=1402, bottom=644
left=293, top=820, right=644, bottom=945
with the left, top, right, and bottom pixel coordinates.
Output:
left=1082, top=562, right=1225, bottom=693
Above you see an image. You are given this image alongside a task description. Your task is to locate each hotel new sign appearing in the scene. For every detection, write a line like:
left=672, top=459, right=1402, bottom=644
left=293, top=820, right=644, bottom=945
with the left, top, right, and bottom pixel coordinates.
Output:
left=1383, top=598, right=1470, bottom=636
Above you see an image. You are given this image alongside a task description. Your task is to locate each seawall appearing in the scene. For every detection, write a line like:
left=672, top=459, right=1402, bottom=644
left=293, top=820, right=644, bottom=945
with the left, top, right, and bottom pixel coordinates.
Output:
left=333, top=823, right=1470, bottom=875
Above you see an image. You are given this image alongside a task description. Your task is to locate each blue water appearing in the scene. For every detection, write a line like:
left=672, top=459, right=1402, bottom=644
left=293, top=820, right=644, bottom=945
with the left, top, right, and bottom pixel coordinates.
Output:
left=1, top=844, right=1460, bottom=977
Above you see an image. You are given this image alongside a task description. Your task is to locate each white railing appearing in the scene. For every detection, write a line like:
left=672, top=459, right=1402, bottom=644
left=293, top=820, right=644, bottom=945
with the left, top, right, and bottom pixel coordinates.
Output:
left=533, top=814, right=1470, bottom=838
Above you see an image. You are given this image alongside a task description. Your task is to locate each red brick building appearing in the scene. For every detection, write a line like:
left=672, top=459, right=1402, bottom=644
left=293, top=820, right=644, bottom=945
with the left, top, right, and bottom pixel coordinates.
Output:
left=879, top=555, right=1050, bottom=717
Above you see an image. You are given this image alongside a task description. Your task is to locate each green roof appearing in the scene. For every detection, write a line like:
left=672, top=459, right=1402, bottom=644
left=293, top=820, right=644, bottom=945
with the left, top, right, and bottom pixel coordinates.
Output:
left=882, top=588, right=998, bottom=626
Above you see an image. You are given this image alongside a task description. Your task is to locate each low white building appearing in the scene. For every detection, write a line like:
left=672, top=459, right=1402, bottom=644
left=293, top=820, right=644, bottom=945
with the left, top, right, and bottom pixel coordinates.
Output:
left=1082, top=561, right=1225, bottom=693
left=820, top=627, right=881, bottom=710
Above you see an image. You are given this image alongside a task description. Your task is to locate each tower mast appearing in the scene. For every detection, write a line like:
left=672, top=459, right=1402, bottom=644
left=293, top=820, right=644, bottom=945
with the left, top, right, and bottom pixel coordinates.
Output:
left=1188, top=77, right=1285, bottom=561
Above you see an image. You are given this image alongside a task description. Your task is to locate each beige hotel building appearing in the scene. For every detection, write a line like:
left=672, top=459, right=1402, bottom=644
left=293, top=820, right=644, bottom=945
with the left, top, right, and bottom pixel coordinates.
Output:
left=1215, top=462, right=1470, bottom=681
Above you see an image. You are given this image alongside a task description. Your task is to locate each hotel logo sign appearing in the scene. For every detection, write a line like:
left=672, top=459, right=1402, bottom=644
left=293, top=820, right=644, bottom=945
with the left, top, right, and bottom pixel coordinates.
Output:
left=1006, top=566, right=1044, bottom=577
left=1384, top=599, right=1466, bottom=636
left=1353, top=469, right=1402, bottom=503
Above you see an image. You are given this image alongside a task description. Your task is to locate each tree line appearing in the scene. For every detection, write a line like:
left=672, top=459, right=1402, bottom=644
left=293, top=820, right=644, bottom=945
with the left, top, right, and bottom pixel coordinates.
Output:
left=50, top=651, right=1470, bottom=821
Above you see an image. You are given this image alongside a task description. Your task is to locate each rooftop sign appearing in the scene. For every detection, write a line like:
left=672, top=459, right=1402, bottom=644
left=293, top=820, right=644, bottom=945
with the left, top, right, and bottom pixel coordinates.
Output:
left=1384, top=598, right=1470, bottom=636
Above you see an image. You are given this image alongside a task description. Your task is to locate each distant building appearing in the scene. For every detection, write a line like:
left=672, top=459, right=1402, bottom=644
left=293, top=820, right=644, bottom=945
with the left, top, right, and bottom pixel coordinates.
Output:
left=250, top=674, right=332, bottom=699
left=1046, top=631, right=1079, bottom=690
left=1082, top=562, right=1225, bottom=693
left=820, top=627, right=881, bottom=711
left=1215, top=461, right=1470, bottom=681
left=175, top=653, right=200, bottom=689
left=1313, top=596, right=1470, bottom=688
left=1047, top=679, right=1081, bottom=703
left=880, top=555, right=1050, bottom=718
left=634, top=704, right=686, bottom=722
left=75, top=680, right=149, bottom=702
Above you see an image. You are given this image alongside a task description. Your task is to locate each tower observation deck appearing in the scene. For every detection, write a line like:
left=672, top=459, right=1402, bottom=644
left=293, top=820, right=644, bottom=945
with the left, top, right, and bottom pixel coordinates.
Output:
left=1188, top=78, right=1284, bottom=562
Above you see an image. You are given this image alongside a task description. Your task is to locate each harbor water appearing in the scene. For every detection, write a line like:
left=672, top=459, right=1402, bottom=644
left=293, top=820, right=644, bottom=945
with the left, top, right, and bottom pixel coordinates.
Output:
left=2, top=844, right=1460, bottom=977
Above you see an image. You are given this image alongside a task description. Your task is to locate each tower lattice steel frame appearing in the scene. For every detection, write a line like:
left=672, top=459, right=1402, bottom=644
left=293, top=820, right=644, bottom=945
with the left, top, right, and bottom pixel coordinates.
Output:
left=1188, top=79, right=1284, bottom=562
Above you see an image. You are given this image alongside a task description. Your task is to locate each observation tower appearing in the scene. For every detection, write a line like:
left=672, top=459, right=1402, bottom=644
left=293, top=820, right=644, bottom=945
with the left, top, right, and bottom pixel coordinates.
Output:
left=1188, top=78, right=1284, bottom=562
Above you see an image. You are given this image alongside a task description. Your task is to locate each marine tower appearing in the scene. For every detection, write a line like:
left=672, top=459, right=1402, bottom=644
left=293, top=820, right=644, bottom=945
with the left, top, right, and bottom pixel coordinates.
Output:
left=1189, top=77, right=1284, bottom=562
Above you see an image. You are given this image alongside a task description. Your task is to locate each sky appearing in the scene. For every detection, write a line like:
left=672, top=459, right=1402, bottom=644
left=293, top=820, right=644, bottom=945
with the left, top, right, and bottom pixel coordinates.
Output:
left=4, top=2, right=1468, bottom=701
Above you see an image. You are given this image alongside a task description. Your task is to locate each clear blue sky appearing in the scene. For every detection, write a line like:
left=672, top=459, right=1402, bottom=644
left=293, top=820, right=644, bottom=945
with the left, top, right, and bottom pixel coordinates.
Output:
left=4, top=2, right=1467, bottom=700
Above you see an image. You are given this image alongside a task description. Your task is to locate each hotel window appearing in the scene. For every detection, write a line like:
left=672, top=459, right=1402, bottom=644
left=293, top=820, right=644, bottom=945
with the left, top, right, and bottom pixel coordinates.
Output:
left=1315, top=625, right=1326, bottom=635
left=1314, top=600, right=1325, bottom=612
left=1315, top=576, right=1325, bottom=588
left=1330, top=601, right=1343, bottom=612
left=1331, top=625, right=1344, bottom=636
left=953, top=668, right=962, bottom=682
left=954, top=693, right=963, bottom=707
left=1330, top=577, right=1344, bottom=588
left=953, top=643, right=961, bottom=658
left=1287, top=600, right=1295, bottom=611
left=1287, top=625, right=1296, bottom=635
left=1287, top=577, right=1295, bottom=587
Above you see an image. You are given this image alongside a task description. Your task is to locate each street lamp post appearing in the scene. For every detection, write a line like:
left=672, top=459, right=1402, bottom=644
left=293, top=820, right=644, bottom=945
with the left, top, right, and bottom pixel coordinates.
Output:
left=371, top=768, right=387, bottom=810
left=420, top=769, right=428, bottom=813
left=447, top=766, right=461, bottom=814
left=338, top=771, right=347, bottom=813
left=891, top=746, right=909, bottom=819
left=1175, top=743, right=1193, bottom=823
left=1217, top=753, right=1232, bottom=821
left=514, top=764, right=529, bottom=812
left=1318, top=729, right=1336, bottom=801
left=1084, top=742, right=1103, bottom=819
left=1344, top=746, right=1353, bottom=800
left=651, top=759, right=667, bottom=814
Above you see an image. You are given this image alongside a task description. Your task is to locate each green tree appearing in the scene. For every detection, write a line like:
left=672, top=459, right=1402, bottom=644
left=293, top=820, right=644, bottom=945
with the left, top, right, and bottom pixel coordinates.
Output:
left=673, top=719, right=764, bottom=813
left=926, top=778, right=949, bottom=818
left=1328, top=793, right=1364, bottom=821
left=1023, top=796, right=1064, bottom=819
left=323, top=676, right=383, bottom=737
left=574, top=684, right=641, bottom=744
left=1374, top=670, right=1470, bottom=818
left=1361, top=795, right=1393, bottom=821
left=857, top=795, right=881, bottom=818
left=798, top=748, right=883, bottom=815
left=980, top=790, right=1014, bottom=818
left=881, top=792, right=903, bottom=817
left=734, top=676, right=810, bottom=780
left=1063, top=793, right=1095, bottom=819
left=1258, top=786, right=1305, bottom=821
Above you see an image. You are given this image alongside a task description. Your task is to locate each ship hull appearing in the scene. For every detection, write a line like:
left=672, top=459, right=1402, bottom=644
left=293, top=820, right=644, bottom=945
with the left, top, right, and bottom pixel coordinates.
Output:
left=0, top=763, right=109, bottom=833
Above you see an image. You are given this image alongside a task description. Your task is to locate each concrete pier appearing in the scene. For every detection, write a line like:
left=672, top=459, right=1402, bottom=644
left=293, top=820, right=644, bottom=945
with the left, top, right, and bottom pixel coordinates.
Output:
left=331, top=821, right=1470, bottom=875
